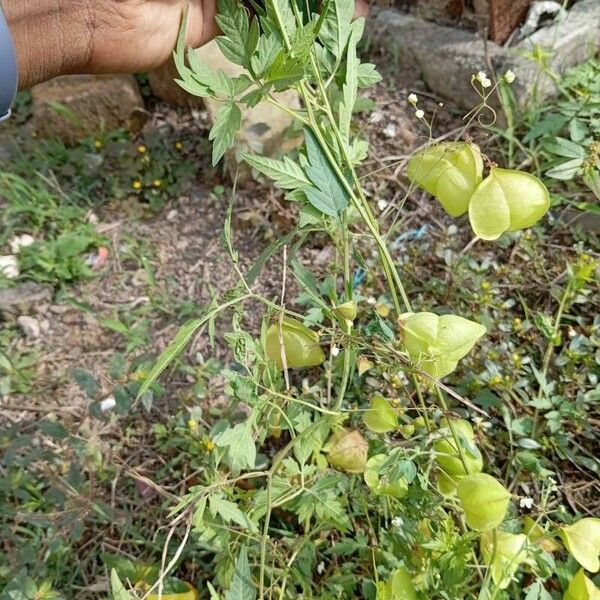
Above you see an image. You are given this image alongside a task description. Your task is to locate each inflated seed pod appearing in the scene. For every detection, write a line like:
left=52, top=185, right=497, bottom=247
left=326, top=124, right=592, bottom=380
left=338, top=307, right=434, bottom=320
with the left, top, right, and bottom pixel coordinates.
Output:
left=265, top=317, right=326, bottom=369
left=469, top=168, right=550, bottom=241
left=563, top=569, right=600, bottom=600
left=334, top=300, right=358, bottom=321
left=327, top=429, right=368, bottom=474
left=363, top=395, right=398, bottom=433
left=364, top=454, right=408, bottom=498
left=433, top=419, right=483, bottom=477
left=457, top=473, right=511, bottom=531
left=407, top=142, right=483, bottom=217
left=480, top=530, right=528, bottom=589
left=400, top=312, right=486, bottom=379
left=559, top=518, right=600, bottom=573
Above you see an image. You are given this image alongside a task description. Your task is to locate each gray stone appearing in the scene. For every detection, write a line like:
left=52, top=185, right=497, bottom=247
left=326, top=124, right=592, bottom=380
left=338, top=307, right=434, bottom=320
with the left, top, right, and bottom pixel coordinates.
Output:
left=369, top=0, right=600, bottom=109
left=0, top=283, right=52, bottom=318
left=31, top=75, right=145, bottom=143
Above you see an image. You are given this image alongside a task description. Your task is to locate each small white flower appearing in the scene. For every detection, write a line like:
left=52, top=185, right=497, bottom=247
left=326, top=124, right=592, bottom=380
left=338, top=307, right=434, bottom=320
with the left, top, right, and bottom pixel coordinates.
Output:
left=408, top=93, right=418, bottom=105
left=504, top=69, right=516, bottom=84
left=331, top=346, right=340, bottom=357
left=377, top=199, right=389, bottom=211
left=317, top=561, right=325, bottom=575
left=391, top=516, right=404, bottom=528
left=415, top=109, right=425, bottom=120
left=475, top=71, right=492, bottom=88
left=0, top=255, right=19, bottom=279
left=100, top=395, right=116, bottom=412
left=367, top=296, right=377, bottom=306
left=9, top=234, right=35, bottom=254
left=519, top=497, right=534, bottom=510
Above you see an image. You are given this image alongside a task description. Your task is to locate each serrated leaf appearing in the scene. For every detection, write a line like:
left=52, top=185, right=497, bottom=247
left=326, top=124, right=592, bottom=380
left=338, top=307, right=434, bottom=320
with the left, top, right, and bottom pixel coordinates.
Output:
left=303, top=128, right=349, bottom=216
left=210, top=496, right=258, bottom=532
left=251, top=34, right=281, bottom=77
left=225, top=546, right=256, bottom=600
left=319, top=0, right=354, bottom=60
left=214, top=421, right=256, bottom=472
left=209, top=102, right=242, bottom=165
left=215, top=0, right=250, bottom=67
left=266, top=0, right=297, bottom=39
left=242, top=153, right=311, bottom=189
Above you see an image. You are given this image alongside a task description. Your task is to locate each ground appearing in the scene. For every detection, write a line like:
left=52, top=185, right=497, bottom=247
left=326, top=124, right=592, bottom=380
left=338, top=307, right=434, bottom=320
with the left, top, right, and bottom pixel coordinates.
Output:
left=0, top=51, right=599, bottom=598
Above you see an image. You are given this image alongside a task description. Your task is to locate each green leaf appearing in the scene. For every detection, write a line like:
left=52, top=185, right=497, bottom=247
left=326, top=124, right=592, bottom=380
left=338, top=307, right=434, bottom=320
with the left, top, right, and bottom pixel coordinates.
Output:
left=339, top=26, right=359, bottom=143
left=215, top=0, right=250, bottom=67
left=73, top=368, right=100, bottom=399
left=546, top=158, right=584, bottom=180
left=110, top=570, right=134, bottom=600
left=210, top=496, right=258, bottom=532
left=542, top=137, right=587, bottom=159
left=357, top=62, right=382, bottom=88
left=318, top=0, right=354, bottom=60
left=241, top=153, right=311, bottom=189
left=214, top=421, right=257, bottom=471
left=209, top=102, right=242, bottom=165
left=251, top=34, right=281, bottom=77
left=457, top=473, right=511, bottom=531
left=303, top=128, right=349, bottom=216
left=225, top=546, right=256, bottom=600
left=266, top=0, right=297, bottom=39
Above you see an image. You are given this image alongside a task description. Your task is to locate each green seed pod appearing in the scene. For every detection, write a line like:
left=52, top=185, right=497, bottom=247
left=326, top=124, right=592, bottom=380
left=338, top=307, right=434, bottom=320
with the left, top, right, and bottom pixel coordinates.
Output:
left=265, top=317, right=326, bottom=369
left=480, top=530, right=528, bottom=589
left=364, top=454, right=408, bottom=498
left=564, top=569, right=600, bottom=600
left=559, top=518, right=600, bottom=573
left=400, top=312, right=486, bottom=379
left=469, top=168, right=550, bottom=241
left=363, top=395, right=398, bottom=433
left=327, top=429, right=368, bottom=474
left=437, top=470, right=462, bottom=496
left=334, top=300, right=358, bottom=321
left=434, top=419, right=483, bottom=477
left=457, top=473, right=511, bottom=531
left=385, top=567, right=417, bottom=600
left=407, top=142, right=483, bottom=217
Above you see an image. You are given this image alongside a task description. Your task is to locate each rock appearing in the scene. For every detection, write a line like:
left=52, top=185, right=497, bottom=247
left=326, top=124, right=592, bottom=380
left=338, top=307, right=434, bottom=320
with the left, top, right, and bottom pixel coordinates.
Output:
left=369, top=0, right=600, bottom=109
left=31, top=75, right=145, bottom=143
left=9, top=234, right=35, bottom=254
left=17, top=315, right=41, bottom=339
left=198, top=41, right=302, bottom=180
left=487, top=0, right=532, bottom=43
left=148, top=58, right=204, bottom=107
left=0, top=282, right=52, bottom=318
left=0, top=255, right=19, bottom=279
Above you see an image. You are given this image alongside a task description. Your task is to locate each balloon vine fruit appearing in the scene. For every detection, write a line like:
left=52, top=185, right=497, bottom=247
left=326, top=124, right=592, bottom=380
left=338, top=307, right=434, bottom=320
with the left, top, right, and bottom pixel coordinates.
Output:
left=408, top=142, right=484, bottom=217
left=400, top=312, right=486, bottom=379
left=265, top=317, right=326, bottom=369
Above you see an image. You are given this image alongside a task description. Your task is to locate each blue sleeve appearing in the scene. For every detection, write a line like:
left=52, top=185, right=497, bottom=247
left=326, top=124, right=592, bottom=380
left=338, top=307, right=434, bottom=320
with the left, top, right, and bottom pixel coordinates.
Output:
left=0, top=6, right=18, bottom=122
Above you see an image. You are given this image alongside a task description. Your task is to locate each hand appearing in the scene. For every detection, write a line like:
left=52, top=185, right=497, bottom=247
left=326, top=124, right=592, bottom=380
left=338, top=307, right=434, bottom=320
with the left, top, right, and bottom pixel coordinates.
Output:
left=5, top=0, right=368, bottom=89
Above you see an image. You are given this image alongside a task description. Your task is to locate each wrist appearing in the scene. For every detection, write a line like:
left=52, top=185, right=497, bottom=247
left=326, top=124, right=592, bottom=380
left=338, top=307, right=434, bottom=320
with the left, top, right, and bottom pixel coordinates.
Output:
left=3, top=0, right=93, bottom=89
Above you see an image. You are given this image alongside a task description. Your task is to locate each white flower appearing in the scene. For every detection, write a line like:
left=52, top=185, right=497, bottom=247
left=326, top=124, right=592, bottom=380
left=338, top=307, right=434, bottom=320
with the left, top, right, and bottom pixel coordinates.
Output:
left=0, top=255, right=19, bottom=279
left=391, top=516, right=404, bottom=528
left=9, top=234, right=35, bottom=254
left=519, top=497, right=534, bottom=510
left=504, top=70, right=516, bottom=84
left=331, top=346, right=340, bottom=358
left=316, top=561, right=325, bottom=575
left=408, top=93, right=418, bottom=105
left=377, top=199, right=389, bottom=211
left=475, top=71, right=492, bottom=88
left=415, top=109, right=425, bottom=120
left=367, top=296, right=377, bottom=306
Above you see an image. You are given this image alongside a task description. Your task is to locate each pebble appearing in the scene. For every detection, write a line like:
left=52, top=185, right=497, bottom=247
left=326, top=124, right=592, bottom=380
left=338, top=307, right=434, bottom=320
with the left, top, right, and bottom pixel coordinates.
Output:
left=383, top=123, right=397, bottom=138
left=17, top=315, right=41, bottom=339
left=0, top=255, right=19, bottom=279
left=167, top=209, right=179, bottom=221
left=9, top=234, right=35, bottom=253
